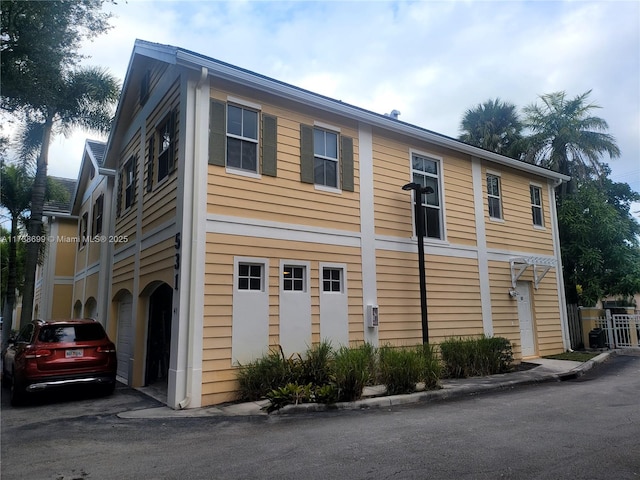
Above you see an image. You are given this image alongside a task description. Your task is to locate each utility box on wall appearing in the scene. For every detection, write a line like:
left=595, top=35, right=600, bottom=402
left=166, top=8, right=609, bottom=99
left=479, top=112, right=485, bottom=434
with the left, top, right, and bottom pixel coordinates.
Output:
left=366, top=304, right=379, bottom=328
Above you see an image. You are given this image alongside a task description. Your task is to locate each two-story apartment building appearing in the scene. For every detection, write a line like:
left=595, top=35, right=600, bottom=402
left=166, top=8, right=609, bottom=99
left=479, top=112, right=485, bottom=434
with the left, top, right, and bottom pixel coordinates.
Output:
left=73, top=39, right=571, bottom=409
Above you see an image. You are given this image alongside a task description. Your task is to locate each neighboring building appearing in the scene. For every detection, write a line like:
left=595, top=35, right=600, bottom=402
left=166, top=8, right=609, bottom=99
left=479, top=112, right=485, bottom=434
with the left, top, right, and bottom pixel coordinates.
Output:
left=34, top=39, right=573, bottom=409
left=33, top=176, right=77, bottom=323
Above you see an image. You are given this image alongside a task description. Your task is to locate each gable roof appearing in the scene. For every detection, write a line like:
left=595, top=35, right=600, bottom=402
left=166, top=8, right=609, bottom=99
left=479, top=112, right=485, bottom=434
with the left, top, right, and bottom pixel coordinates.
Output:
left=43, top=177, right=77, bottom=215
left=107, top=39, right=569, bottom=184
left=86, top=140, right=106, bottom=167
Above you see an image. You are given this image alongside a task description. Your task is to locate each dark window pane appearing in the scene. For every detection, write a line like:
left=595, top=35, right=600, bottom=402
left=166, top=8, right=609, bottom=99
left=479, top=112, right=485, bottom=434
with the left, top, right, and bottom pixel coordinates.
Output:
left=228, top=105, right=242, bottom=136
left=227, top=138, right=242, bottom=168
left=425, top=207, right=441, bottom=239
left=249, top=278, right=261, bottom=290
left=293, top=279, right=303, bottom=290
left=325, top=132, right=337, bottom=158
left=242, top=142, right=257, bottom=171
left=239, top=278, right=248, bottom=290
left=239, top=264, right=249, bottom=277
left=249, top=265, right=261, bottom=277
left=323, top=280, right=331, bottom=291
left=314, top=129, right=325, bottom=156
left=244, top=110, right=258, bottom=140
left=325, top=159, right=337, bottom=187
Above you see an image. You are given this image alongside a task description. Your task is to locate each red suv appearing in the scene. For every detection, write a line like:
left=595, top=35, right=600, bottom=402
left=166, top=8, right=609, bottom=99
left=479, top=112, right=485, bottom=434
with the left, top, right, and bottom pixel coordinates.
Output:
left=2, top=319, right=117, bottom=406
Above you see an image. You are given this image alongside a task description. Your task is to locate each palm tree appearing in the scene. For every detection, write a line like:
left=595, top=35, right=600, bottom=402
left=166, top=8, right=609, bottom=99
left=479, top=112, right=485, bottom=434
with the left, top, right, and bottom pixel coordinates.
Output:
left=1, top=162, right=32, bottom=349
left=20, top=66, right=119, bottom=326
left=522, top=90, right=620, bottom=194
left=458, top=98, right=525, bottom=158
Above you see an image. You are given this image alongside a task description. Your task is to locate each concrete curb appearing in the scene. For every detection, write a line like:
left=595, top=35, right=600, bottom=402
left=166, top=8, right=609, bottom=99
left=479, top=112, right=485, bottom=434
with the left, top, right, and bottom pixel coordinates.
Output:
left=118, top=351, right=618, bottom=419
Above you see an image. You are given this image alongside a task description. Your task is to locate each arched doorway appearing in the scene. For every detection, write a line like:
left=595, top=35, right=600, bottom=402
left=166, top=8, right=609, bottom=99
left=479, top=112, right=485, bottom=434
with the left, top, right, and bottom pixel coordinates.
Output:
left=84, top=297, right=98, bottom=320
left=145, top=283, right=173, bottom=386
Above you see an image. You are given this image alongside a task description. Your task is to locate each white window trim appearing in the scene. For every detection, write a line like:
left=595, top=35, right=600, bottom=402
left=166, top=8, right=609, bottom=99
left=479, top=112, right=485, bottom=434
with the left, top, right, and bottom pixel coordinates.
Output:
left=313, top=120, right=341, bottom=133
left=409, top=149, right=447, bottom=242
left=486, top=171, right=503, bottom=221
left=320, top=262, right=347, bottom=294
left=280, top=260, right=311, bottom=294
left=313, top=127, right=340, bottom=189
left=234, top=256, right=268, bottom=293
left=226, top=103, right=260, bottom=174
left=530, top=183, right=545, bottom=229
left=227, top=95, right=261, bottom=111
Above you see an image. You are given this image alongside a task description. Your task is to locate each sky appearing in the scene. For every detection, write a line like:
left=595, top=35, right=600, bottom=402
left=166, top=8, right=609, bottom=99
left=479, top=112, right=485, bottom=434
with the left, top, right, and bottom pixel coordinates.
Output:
left=37, top=0, right=640, bottom=218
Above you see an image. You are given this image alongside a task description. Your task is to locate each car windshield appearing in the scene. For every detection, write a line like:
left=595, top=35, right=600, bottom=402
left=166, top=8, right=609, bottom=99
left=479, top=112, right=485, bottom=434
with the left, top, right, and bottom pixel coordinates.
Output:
left=38, top=324, right=106, bottom=343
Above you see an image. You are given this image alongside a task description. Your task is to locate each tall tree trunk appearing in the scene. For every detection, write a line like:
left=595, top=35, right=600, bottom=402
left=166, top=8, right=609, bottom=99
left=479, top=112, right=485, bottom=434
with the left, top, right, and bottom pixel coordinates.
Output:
left=1, top=215, right=19, bottom=351
left=20, top=115, right=53, bottom=326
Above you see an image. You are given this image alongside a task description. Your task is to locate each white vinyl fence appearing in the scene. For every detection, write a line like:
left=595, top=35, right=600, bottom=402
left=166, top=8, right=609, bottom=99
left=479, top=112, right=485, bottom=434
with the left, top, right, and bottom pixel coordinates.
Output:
left=594, top=310, right=640, bottom=348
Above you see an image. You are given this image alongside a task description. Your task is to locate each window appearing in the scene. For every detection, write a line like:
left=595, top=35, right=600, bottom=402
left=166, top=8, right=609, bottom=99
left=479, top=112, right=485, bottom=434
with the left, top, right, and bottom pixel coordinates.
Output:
left=283, top=265, right=305, bottom=291
left=79, top=212, right=88, bottom=248
left=156, top=113, right=175, bottom=182
left=238, top=263, right=263, bottom=291
left=322, top=267, right=343, bottom=293
left=487, top=174, right=502, bottom=219
left=411, top=154, right=443, bottom=239
left=92, top=195, right=104, bottom=236
left=530, top=185, right=544, bottom=227
left=314, top=128, right=339, bottom=188
left=227, top=104, right=258, bottom=172
left=124, top=158, right=135, bottom=209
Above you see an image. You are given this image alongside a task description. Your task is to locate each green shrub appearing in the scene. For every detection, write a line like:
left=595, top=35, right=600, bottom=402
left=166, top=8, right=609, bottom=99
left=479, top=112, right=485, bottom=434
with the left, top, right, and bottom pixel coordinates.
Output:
left=440, top=336, right=513, bottom=378
left=416, top=343, right=442, bottom=389
left=264, top=383, right=314, bottom=413
left=378, top=345, right=423, bottom=395
left=300, top=340, right=334, bottom=385
left=333, top=344, right=371, bottom=402
left=236, top=349, right=290, bottom=401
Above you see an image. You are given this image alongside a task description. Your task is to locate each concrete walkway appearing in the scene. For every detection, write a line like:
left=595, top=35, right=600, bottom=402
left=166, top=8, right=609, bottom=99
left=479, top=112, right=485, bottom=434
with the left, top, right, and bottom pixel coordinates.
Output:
left=118, top=351, right=615, bottom=420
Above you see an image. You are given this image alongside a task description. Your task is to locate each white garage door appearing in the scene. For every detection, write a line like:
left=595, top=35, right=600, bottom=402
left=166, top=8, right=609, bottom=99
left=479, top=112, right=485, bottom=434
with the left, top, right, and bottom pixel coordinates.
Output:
left=116, top=294, right=133, bottom=382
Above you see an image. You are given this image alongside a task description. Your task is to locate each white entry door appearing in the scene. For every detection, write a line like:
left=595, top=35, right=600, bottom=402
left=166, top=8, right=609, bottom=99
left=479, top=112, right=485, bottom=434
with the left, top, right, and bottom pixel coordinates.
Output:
left=516, top=281, right=536, bottom=357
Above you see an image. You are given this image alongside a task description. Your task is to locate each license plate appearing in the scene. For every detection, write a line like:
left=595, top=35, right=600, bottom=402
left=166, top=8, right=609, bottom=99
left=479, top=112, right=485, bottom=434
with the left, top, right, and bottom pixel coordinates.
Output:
left=65, top=349, right=83, bottom=358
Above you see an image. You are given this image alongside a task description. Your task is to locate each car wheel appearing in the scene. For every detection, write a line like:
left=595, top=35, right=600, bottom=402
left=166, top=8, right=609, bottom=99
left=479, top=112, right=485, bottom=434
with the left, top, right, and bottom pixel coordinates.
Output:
left=10, top=372, right=25, bottom=406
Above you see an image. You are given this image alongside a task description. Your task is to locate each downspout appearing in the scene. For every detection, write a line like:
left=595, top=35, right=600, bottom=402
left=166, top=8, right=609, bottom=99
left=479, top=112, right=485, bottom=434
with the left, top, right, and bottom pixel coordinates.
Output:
left=179, top=66, right=208, bottom=409
left=551, top=177, right=571, bottom=351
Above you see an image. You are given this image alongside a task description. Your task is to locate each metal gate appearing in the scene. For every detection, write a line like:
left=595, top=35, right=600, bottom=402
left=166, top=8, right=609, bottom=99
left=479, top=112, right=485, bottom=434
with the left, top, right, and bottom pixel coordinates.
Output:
left=595, top=311, right=640, bottom=348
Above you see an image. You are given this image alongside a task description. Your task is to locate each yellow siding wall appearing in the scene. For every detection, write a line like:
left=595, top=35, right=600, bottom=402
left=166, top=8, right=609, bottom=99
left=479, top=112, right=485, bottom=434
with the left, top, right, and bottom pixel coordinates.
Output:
left=139, top=237, right=175, bottom=289
left=207, top=86, right=360, bottom=232
left=54, top=221, right=78, bottom=277
left=142, top=80, right=180, bottom=234
left=371, top=130, right=477, bottom=246
left=51, top=285, right=73, bottom=318
left=112, top=253, right=135, bottom=294
left=114, top=131, right=141, bottom=248
left=377, top=250, right=484, bottom=345
left=484, top=164, right=554, bottom=253
left=201, top=232, right=363, bottom=405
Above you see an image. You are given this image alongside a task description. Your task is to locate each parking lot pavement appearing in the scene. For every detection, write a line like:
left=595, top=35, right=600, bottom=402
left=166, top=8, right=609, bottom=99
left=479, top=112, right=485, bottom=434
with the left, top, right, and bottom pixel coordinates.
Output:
left=0, top=381, right=162, bottom=429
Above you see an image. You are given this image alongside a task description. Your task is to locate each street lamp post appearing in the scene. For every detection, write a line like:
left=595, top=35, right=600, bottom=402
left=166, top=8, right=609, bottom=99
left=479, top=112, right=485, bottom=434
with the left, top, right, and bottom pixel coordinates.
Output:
left=402, top=182, right=434, bottom=344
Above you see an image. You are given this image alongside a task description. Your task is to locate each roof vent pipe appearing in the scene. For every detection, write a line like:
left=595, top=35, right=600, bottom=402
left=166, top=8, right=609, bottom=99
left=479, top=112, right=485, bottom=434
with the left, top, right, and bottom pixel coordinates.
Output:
left=386, top=109, right=401, bottom=119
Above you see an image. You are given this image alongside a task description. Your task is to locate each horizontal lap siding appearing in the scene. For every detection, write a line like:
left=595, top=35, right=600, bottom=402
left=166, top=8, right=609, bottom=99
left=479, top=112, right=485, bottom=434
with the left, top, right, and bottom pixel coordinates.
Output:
left=489, top=261, right=563, bottom=359
left=484, top=165, right=554, bottom=254
left=112, top=253, right=135, bottom=295
left=139, top=237, right=175, bottom=289
left=377, top=250, right=483, bottom=346
left=207, top=88, right=360, bottom=232
left=142, top=81, right=179, bottom=234
left=371, top=131, right=476, bottom=246
left=115, top=131, right=141, bottom=247
left=55, top=222, right=77, bottom=277
left=201, top=232, right=363, bottom=405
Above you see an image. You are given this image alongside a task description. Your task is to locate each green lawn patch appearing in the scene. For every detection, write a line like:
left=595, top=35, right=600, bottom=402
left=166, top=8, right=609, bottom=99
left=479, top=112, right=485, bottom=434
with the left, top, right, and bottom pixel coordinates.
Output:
left=544, top=351, right=599, bottom=362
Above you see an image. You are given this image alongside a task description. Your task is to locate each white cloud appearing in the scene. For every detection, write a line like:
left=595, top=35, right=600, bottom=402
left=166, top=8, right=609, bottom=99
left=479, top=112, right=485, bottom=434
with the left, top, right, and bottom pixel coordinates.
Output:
left=42, top=0, right=637, bottom=216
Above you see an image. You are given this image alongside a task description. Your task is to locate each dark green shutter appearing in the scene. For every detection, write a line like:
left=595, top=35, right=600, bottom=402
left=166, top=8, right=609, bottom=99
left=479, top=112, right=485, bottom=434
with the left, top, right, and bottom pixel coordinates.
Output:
left=116, top=170, right=123, bottom=217
left=146, top=136, right=154, bottom=192
left=132, top=155, right=138, bottom=205
left=209, top=100, right=226, bottom=166
left=262, top=114, right=277, bottom=177
left=300, top=124, right=314, bottom=183
left=341, top=135, right=354, bottom=192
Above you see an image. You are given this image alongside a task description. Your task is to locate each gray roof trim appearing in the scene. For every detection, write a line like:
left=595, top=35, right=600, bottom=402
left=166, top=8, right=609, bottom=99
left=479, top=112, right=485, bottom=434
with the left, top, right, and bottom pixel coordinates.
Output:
left=127, top=40, right=569, bottom=183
